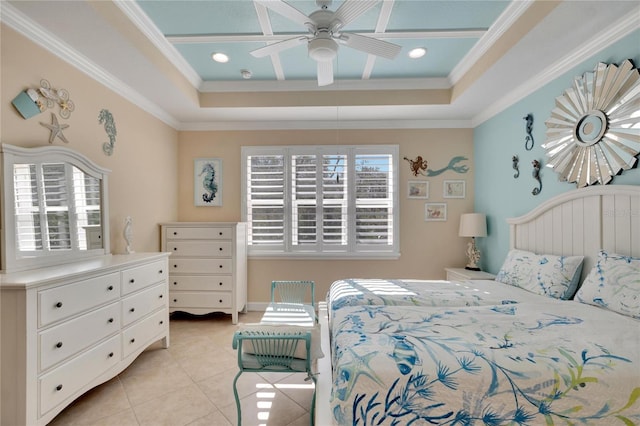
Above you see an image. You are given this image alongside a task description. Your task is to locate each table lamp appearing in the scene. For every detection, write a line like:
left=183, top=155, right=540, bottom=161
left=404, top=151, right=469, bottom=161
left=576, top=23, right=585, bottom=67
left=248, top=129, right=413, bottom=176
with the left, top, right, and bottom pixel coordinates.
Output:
left=459, top=213, right=487, bottom=271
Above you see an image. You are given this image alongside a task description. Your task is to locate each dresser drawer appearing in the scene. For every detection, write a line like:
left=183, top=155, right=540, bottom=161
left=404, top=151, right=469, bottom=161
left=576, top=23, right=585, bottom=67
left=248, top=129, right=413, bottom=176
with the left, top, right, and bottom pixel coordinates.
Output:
left=122, top=282, right=167, bottom=326
left=169, top=275, right=232, bottom=291
left=169, top=258, right=232, bottom=274
left=170, top=291, right=232, bottom=309
left=39, top=302, right=121, bottom=372
left=39, top=334, right=121, bottom=416
left=166, top=241, right=232, bottom=257
left=38, top=273, right=120, bottom=327
left=122, top=308, right=168, bottom=358
left=121, top=260, right=167, bottom=295
left=165, top=227, right=231, bottom=240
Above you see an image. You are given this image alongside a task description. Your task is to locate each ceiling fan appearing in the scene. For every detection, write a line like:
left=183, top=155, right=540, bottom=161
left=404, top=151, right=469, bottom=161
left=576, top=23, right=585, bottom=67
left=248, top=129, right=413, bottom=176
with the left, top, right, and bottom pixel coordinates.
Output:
left=251, top=0, right=402, bottom=86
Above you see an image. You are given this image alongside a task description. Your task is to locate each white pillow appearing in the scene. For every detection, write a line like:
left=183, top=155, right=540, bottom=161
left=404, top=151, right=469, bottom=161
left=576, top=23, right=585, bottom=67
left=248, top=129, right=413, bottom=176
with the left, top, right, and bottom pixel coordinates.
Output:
left=495, top=249, right=584, bottom=299
left=237, top=323, right=324, bottom=360
left=575, top=250, right=640, bottom=319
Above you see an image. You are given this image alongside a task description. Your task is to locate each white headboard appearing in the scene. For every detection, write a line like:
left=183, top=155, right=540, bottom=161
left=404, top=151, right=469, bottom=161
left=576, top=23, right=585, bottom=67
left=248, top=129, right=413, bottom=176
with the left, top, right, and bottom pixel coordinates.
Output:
left=508, top=185, right=640, bottom=282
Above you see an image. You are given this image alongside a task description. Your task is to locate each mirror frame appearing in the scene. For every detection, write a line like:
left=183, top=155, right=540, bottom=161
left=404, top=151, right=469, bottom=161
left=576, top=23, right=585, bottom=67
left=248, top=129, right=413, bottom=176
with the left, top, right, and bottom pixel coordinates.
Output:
left=1, top=143, right=111, bottom=272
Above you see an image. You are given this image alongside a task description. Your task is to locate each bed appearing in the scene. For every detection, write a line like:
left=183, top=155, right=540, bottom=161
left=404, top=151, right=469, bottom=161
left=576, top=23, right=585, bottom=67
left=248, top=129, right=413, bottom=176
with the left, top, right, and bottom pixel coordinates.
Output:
left=316, top=185, right=640, bottom=425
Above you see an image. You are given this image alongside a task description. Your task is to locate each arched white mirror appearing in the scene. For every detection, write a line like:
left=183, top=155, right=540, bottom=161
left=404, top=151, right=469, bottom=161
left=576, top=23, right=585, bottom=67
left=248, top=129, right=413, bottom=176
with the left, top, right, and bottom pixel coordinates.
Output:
left=1, top=143, right=110, bottom=272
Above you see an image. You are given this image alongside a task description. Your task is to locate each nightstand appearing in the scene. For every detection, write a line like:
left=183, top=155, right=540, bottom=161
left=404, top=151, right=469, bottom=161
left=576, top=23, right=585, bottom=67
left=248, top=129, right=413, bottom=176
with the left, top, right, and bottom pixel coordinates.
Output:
left=445, top=267, right=496, bottom=281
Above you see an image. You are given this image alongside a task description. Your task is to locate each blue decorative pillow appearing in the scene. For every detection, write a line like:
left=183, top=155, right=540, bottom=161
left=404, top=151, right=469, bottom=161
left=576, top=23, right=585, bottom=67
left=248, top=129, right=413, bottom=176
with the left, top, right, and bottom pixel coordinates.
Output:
left=575, top=250, right=640, bottom=319
left=495, top=249, right=584, bottom=299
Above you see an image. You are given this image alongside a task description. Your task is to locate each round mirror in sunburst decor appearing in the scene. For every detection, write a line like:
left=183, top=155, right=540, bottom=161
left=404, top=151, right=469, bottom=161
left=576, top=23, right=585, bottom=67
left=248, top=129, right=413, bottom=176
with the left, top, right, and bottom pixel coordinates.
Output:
left=542, top=59, right=640, bottom=188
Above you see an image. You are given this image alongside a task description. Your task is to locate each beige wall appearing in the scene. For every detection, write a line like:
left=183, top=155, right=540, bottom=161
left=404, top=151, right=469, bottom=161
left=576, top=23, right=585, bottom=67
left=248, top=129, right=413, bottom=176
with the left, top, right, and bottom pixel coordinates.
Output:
left=178, top=128, right=474, bottom=303
left=1, top=25, right=179, bottom=254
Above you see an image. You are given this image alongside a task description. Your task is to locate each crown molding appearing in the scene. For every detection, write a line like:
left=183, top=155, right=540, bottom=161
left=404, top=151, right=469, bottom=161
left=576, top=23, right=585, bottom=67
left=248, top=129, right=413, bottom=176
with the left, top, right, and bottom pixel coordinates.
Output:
left=449, top=0, right=534, bottom=85
left=472, top=6, right=640, bottom=127
left=112, top=0, right=202, bottom=89
left=177, top=119, right=473, bottom=131
left=1, top=3, right=180, bottom=129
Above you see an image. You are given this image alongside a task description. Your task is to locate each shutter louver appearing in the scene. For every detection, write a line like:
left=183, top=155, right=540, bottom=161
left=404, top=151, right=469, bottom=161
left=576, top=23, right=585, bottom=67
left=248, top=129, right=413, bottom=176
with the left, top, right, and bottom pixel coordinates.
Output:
left=247, top=155, right=285, bottom=245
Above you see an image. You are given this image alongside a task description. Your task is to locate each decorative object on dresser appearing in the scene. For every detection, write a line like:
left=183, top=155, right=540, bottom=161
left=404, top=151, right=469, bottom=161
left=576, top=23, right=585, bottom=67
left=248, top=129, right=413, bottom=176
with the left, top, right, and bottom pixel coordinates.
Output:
left=0, top=143, right=170, bottom=426
left=458, top=212, right=487, bottom=271
left=542, top=59, right=640, bottom=188
left=160, top=222, right=247, bottom=324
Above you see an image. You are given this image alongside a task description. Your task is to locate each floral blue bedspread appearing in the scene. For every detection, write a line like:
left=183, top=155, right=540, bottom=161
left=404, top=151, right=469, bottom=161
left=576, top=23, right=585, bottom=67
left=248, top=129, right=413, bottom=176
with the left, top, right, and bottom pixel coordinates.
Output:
left=329, top=300, right=640, bottom=425
left=328, top=278, right=541, bottom=321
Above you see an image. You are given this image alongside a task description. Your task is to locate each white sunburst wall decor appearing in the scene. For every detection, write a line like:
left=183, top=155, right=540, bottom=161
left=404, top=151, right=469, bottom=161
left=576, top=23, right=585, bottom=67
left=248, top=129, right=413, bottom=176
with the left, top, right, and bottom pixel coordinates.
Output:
left=542, top=59, right=640, bottom=188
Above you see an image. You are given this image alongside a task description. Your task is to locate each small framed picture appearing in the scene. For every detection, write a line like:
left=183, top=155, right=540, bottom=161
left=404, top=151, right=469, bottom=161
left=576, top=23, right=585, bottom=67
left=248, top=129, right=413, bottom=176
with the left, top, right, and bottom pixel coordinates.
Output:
left=408, top=180, right=429, bottom=199
left=443, top=180, right=465, bottom=198
left=425, top=202, right=447, bottom=221
left=194, top=158, right=223, bottom=206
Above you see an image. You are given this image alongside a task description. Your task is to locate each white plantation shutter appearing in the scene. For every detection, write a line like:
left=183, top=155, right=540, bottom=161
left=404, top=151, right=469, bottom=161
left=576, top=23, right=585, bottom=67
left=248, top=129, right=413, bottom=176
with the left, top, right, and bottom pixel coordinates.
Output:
left=13, top=162, right=99, bottom=256
left=242, top=145, right=398, bottom=258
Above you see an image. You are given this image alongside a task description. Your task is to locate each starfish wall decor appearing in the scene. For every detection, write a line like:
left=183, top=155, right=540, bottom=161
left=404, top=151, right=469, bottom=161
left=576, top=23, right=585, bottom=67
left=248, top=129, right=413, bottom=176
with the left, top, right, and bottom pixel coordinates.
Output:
left=40, top=113, right=69, bottom=144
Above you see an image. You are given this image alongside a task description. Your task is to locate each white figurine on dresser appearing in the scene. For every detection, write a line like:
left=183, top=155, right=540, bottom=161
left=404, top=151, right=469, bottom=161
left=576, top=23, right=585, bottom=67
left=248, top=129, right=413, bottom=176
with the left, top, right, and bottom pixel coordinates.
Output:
left=0, top=143, right=170, bottom=426
left=160, top=222, right=247, bottom=324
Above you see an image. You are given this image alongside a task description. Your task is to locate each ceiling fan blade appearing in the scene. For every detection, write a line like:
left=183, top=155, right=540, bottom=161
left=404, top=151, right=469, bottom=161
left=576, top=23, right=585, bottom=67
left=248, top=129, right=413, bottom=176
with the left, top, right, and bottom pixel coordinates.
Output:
left=333, top=0, right=379, bottom=29
left=250, top=36, right=307, bottom=58
left=317, top=61, right=334, bottom=86
left=254, top=0, right=310, bottom=27
left=340, top=33, right=401, bottom=59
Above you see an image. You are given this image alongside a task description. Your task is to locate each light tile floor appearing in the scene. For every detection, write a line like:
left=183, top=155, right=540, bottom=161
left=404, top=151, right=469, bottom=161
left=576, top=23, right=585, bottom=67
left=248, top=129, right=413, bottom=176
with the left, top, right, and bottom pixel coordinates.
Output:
left=49, top=311, right=315, bottom=426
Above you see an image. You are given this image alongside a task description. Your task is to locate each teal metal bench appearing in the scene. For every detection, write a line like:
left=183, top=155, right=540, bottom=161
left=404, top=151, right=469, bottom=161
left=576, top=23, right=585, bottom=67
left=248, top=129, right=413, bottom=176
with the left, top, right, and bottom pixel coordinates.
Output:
left=232, top=329, right=316, bottom=425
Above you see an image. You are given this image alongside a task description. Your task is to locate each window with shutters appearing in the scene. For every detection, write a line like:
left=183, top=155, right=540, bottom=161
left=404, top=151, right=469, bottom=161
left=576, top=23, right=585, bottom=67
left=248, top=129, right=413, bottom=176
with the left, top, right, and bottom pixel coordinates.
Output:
left=13, top=162, right=101, bottom=255
left=241, top=145, right=399, bottom=258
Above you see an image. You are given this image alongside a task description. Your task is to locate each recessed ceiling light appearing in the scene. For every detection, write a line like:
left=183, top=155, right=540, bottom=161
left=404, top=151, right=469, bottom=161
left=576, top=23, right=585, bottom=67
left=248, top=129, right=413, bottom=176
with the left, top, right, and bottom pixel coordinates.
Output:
left=408, top=48, right=427, bottom=59
left=212, top=52, right=229, bottom=63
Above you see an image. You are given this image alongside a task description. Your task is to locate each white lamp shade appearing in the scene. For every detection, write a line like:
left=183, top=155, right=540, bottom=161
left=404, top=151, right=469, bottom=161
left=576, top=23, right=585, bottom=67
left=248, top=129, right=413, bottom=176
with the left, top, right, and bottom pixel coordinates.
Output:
left=459, top=213, right=487, bottom=237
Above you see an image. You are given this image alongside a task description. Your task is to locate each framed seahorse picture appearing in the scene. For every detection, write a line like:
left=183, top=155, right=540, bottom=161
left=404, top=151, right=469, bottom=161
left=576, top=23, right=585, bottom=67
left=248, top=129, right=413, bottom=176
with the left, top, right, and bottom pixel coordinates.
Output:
left=194, top=158, right=223, bottom=206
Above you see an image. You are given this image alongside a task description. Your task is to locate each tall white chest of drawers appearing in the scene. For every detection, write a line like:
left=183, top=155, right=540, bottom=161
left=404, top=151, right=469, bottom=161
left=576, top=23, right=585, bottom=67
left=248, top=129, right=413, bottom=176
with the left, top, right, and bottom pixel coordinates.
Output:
left=160, top=222, right=247, bottom=324
left=0, top=252, right=171, bottom=426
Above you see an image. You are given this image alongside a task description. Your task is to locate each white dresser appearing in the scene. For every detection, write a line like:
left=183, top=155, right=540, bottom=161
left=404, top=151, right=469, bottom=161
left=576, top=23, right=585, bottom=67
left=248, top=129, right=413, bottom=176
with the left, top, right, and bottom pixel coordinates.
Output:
left=0, top=252, right=170, bottom=426
left=160, top=222, right=247, bottom=324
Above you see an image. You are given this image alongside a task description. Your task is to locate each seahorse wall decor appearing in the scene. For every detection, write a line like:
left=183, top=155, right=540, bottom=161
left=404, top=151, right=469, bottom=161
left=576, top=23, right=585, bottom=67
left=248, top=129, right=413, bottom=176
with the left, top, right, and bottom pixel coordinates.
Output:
left=99, top=109, right=117, bottom=156
left=524, top=113, right=534, bottom=150
left=532, top=159, right=542, bottom=195
left=200, top=162, right=219, bottom=203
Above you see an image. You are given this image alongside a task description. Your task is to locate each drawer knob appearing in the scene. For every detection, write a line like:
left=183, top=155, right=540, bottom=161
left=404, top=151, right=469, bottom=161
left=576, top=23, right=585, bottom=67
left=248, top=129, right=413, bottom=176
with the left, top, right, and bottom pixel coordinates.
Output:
left=159, top=320, right=164, bottom=325
left=219, top=282, right=223, bottom=286
left=173, top=231, right=177, bottom=235
left=173, top=299, right=178, bottom=303
left=219, top=231, right=223, bottom=235
left=159, top=294, right=163, bottom=299
left=219, top=299, right=223, bottom=303
left=108, top=318, right=114, bottom=323
left=173, top=282, right=178, bottom=286
left=56, top=384, right=63, bottom=391
left=56, top=342, right=63, bottom=348
left=130, top=338, right=135, bottom=344
left=55, top=302, right=63, bottom=308
left=108, top=352, right=114, bottom=358
left=219, top=265, right=223, bottom=268
left=173, top=247, right=178, bottom=251
left=130, top=279, right=135, bottom=284
left=108, top=285, right=114, bottom=291
left=130, top=308, right=135, bottom=313
left=173, top=264, right=178, bottom=268
left=219, top=247, right=223, bottom=251
left=159, top=269, right=164, bottom=274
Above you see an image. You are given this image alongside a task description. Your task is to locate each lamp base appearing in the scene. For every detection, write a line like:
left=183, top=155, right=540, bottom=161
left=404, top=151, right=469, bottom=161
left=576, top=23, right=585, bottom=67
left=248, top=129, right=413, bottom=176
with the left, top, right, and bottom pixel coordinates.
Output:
left=465, top=266, right=481, bottom=271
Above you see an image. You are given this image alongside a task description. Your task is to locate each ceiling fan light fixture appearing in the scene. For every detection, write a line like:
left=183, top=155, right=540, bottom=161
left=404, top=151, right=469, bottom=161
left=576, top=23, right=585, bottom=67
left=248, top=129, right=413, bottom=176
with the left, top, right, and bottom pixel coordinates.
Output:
left=409, top=47, right=427, bottom=59
left=308, top=37, right=338, bottom=61
left=211, top=52, right=229, bottom=63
